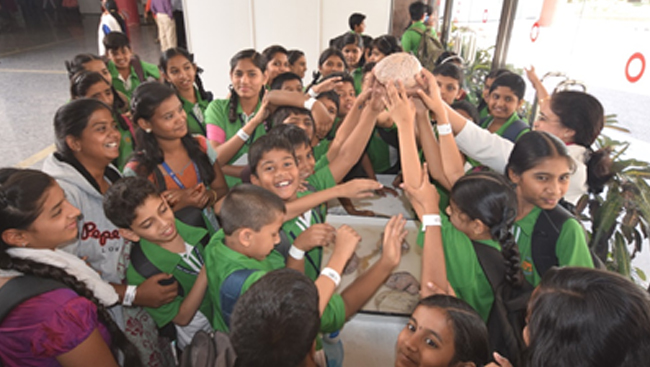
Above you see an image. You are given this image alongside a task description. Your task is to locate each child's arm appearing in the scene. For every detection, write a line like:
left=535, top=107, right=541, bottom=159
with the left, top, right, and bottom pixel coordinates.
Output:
left=265, top=90, right=334, bottom=143
left=285, top=224, right=337, bottom=274
left=339, top=215, right=407, bottom=319
left=210, top=161, right=229, bottom=201
left=314, top=225, right=360, bottom=315
left=525, top=65, right=550, bottom=104
left=325, top=87, right=371, bottom=162
left=414, top=99, right=452, bottom=190
left=283, top=179, right=382, bottom=221
left=172, top=266, right=208, bottom=326
left=402, top=166, right=453, bottom=298
left=384, top=81, right=420, bottom=187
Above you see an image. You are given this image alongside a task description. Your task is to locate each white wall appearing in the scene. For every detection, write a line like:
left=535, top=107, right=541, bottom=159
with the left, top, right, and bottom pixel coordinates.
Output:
left=183, top=0, right=392, bottom=99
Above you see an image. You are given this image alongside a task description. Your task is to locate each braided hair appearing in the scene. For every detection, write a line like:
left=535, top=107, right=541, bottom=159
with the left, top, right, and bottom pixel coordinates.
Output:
left=227, top=49, right=267, bottom=123
left=0, top=169, right=142, bottom=366
left=450, top=172, right=524, bottom=288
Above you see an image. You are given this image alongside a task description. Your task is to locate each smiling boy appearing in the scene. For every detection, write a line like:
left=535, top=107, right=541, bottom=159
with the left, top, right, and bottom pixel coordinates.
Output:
left=103, top=32, right=160, bottom=100
left=480, top=73, right=529, bottom=143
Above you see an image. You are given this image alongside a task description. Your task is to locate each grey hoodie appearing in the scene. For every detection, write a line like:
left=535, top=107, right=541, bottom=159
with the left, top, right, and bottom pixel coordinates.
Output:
left=42, top=153, right=129, bottom=285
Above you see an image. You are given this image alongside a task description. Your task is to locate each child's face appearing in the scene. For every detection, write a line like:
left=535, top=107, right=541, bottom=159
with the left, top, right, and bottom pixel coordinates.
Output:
left=164, top=54, right=197, bottom=93
left=251, top=148, right=301, bottom=201
left=140, top=95, right=188, bottom=140
left=127, top=195, right=179, bottom=245
left=72, top=108, right=121, bottom=163
left=107, top=46, right=133, bottom=70
left=85, top=80, right=115, bottom=108
left=266, top=52, right=290, bottom=84
left=509, top=156, right=572, bottom=211
left=435, top=74, right=461, bottom=105
left=335, top=82, right=356, bottom=117
left=280, top=79, right=303, bottom=93
left=231, top=58, right=266, bottom=100
left=247, top=212, right=284, bottom=261
left=294, top=143, right=315, bottom=180
left=342, top=44, right=362, bottom=69
left=488, top=86, right=521, bottom=120
left=291, top=55, right=307, bottom=79
left=395, top=305, right=457, bottom=367
left=83, top=59, right=112, bottom=85
left=369, top=47, right=386, bottom=63
left=319, top=55, right=345, bottom=77
left=282, top=112, right=314, bottom=141
left=19, top=183, right=81, bottom=250
left=318, top=97, right=338, bottom=120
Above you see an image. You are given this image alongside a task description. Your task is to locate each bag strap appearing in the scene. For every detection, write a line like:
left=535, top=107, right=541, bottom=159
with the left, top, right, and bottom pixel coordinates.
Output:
left=471, top=241, right=506, bottom=291
left=0, top=276, right=68, bottom=322
left=130, top=54, right=146, bottom=83
left=130, top=242, right=186, bottom=297
left=220, top=269, right=255, bottom=328
left=531, top=206, right=572, bottom=277
left=501, top=119, right=529, bottom=143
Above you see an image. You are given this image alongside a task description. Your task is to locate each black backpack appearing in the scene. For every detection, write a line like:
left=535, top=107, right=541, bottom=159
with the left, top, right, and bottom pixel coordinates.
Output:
left=180, top=330, right=237, bottom=367
left=472, top=241, right=534, bottom=366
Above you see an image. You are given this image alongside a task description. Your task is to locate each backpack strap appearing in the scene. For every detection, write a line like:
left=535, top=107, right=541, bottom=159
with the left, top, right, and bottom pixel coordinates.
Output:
left=0, top=276, right=68, bottom=322
left=531, top=206, right=572, bottom=278
left=471, top=241, right=506, bottom=292
left=274, top=229, right=293, bottom=260
left=220, top=269, right=255, bottom=328
left=130, top=54, right=146, bottom=83
left=130, top=242, right=186, bottom=297
left=501, top=119, right=529, bottom=143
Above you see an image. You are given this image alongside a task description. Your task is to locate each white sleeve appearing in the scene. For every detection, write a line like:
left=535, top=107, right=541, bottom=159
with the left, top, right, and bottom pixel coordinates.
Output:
left=454, top=120, right=514, bottom=174
left=564, top=147, right=588, bottom=204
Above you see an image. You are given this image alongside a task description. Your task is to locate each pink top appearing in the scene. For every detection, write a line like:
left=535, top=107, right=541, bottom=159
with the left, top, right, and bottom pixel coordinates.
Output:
left=0, top=288, right=112, bottom=366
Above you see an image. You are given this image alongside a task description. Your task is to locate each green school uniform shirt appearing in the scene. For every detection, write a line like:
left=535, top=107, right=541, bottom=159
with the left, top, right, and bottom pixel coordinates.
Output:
left=114, top=115, right=134, bottom=171
left=125, top=221, right=213, bottom=328
left=351, top=67, right=364, bottom=96
left=401, top=21, right=439, bottom=54
left=282, top=165, right=337, bottom=281
left=514, top=206, right=594, bottom=286
left=479, top=105, right=489, bottom=121
left=181, top=88, right=210, bottom=136
left=480, top=112, right=530, bottom=142
left=205, top=230, right=346, bottom=333
left=107, top=59, right=160, bottom=100
left=313, top=139, right=331, bottom=164
left=367, top=127, right=396, bottom=174
left=204, top=98, right=265, bottom=187
left=417, top=214, right=496, bottom=322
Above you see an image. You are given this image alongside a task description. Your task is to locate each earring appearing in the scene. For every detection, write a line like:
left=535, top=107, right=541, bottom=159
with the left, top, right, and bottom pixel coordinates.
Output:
left=145, top=128, right=152, bottom=133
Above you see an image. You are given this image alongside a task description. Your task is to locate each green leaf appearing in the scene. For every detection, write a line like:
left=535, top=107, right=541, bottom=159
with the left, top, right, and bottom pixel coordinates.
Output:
left=636, top=267, right=647, bottom=281
left=614, top=232, right=631, bottom=278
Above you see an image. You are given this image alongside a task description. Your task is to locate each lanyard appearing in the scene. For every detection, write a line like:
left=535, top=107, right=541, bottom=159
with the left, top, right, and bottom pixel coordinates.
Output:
left=161, top=161, right=201, bottom=189
left=189, top=104, right=207, bottom=136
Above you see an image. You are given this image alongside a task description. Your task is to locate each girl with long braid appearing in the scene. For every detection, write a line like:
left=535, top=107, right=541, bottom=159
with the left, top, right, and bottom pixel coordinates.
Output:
left=0, top=168, right=141, bottom=367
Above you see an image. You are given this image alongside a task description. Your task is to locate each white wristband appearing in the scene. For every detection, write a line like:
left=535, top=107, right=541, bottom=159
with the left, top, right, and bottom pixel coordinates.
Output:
left=288, top=245, right=305, bottom=260
left=303, top=97, right=317, bottom=111
left=421, top=214, right=442, bottom=231
left=308, top=88, right=318, bottom=98
left=437, top=124, right=453, bottom=136
left=321, top=267, right=341, bottom=287
left=236, top=128, right=250, bottom=142
left=123, top=285, right=137, bottom=306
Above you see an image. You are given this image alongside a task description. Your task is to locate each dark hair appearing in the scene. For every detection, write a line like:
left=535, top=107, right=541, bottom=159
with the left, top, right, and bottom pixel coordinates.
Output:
left=316, top=90, right=340, bottom=115
left=306, top=48, right=348, bottom=91
left=103, top=31, right=130, bottom=52
left=369, top=35, right=402, bottom=57
left=270, top=72, right=303, bottom=91
left=451, top=172, right=523, bottom=287
left=103, top=177, right=158, bottom=229
left=525, top=267, right=650, bottom=367
left=268, top=124, right=311, bottom=150
left=451, top=100, right=480, bottom=124
left=227, top=49, right=267, bottom=123
left=65, top=53, right=104, bottom=79
left=416, top=295, right=490, bottom=366
left=489, top=73, right=526, bottom=101
left=219, top=184, right=286, bottom=235
left=433, top=62, right=464, bottom=84
left=362, top=61, right=376, bottom=75
left=269, top=106, right=313, bottom=131
left=409, top=1, right=430, bottom=21
left=322, top=71, right=355, bottom=87
left=349, top=12, right=366, bottom=30
left=287, top=50, right=305, bottom=66
left=159, top=47, right=212, bottom=102
left=248, top=134, right=296, bottom=177
left=103, top=0, right=127, bottom=34
left=486, top=68, right=512, bottom=81
left=69, top=70, right=128, bottom=130
left=230, top=268, right=319, bottom=367
left=0, top=169, right=142, bottom=367
left=262, top=45, right=288, bottom=66
left=53, top=98, right=114, bottom=160
left=506, top=131, right=575, bottom=178
left=340, top=32, right=364, bottom=50
left=130, top=82, right=216, bottom=187
left=435, top=51, right=463, bottom=66
left=548, top=91, right=611, bottom=194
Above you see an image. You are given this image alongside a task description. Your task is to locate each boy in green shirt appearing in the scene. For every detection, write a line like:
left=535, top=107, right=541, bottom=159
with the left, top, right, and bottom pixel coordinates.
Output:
left=205, top=184, right=408, bottom=333
left=401, top=2, right=438, bottom=54
left=103, top=176, right=212, bottom=349
left=103, top=32, right=160, bottom=100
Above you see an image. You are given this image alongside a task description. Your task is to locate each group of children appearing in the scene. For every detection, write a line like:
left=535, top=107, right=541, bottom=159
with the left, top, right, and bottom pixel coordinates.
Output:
left=1, top=13, right=650, bottom=367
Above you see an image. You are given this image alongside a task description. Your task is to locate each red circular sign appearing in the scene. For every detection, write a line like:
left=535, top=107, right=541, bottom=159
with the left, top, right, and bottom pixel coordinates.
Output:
left=530, top=22, right=540, bottom=42
left=482, top=9, right=488, bottom=23
left=625, top=52, right=646, bottom=83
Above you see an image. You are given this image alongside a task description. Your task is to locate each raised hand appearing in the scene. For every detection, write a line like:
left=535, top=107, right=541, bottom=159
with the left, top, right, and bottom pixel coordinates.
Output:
left=292, top=223, right=337, bottom=252
left=384, top=80, right=416, bottom=130
left=380, top=214, right=408, bottom=269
